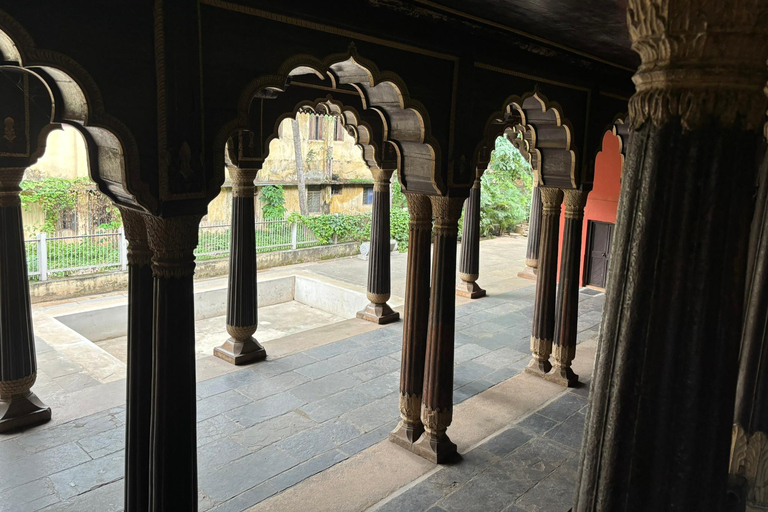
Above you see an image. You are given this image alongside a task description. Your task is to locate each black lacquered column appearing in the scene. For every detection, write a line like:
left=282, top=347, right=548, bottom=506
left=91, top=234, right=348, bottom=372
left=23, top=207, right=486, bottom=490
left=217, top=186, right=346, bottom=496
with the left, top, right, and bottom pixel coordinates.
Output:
left=358, top=169, right=400, bottom=324
left=145, top=215, right=202, bottom=512
left=456, top=173, right=486, bottom=299
left=0, top=168, right=50, bottom=433
left=390, top=194, right=432, bottom=449
left=519, top=185, right=542, bottom=279
left=215, top=167, right=266, bottom=365
left=118, top=207, right=154, bottom=512
left=412, top=195, right=464, bottom=464
left=547, top=189, right=587, bottom=387
left=526, top=187, right=563, bottom=376
left=574, top=2, right=768, bottom=507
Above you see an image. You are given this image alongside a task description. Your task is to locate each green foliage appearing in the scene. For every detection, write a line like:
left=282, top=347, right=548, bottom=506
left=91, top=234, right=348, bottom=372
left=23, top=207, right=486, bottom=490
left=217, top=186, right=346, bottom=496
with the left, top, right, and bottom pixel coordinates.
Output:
left=260, top=185, right=287, bottom=220
left=288, top=212, right=372, bottom=244
left=390, top=206, right=410, bottom=252
left=391, top=175, right=407, bottom=210
left=478, top=136, right=533, bottom=236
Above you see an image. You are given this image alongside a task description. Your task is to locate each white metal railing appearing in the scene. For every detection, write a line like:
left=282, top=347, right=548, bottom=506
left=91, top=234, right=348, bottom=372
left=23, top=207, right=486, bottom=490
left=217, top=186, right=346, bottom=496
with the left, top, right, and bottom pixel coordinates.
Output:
left=25, top=220, right=329, bottom=281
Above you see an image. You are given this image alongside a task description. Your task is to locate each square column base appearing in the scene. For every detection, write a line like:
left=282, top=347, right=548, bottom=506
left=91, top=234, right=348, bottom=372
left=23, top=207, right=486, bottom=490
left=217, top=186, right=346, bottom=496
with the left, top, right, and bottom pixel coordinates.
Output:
left=0, top=392, right=51, bottom=433
left=524, top=357, right=552, bottom=377
left=517, top=266, right=538, bottom=280
left=411, top=432, right=458, bottom=464
left=357, top=302, right=400, bottom=325
left=214, top=337, right=267, bottom=366
left=455, top=280, right=486, bottom=299
left=543, top=366, right=579, bottom=387
left=389, top=420, right=424, bottom=450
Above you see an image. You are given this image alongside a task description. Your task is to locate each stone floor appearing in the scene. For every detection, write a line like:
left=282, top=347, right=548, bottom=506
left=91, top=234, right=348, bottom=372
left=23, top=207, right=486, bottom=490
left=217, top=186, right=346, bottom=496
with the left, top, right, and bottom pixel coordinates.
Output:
left=0, top=236, right=604, bottom=512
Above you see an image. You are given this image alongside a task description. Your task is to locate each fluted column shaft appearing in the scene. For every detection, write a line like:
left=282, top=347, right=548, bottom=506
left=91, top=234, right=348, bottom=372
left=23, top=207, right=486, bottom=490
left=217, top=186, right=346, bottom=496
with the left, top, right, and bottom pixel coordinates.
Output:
left=215, top=167, right=266, bottom=365
left=457, top=176, right=486, bottom=299
left=547, top=190, right=587, bottom=387
left=526, top=187, right=563, bottom=376
left=525, top=185, right=542, bottom=268
left=145, top=215, right=202, bottom=512
left=390, top=194, right=432, bottom=447
left=413, top=195, right=464, bottom=464
left=0, top=168, right=50, bottom=433
left=119, top=207, right=154, bottom=512
left=358, top=169, right=399, bottom=324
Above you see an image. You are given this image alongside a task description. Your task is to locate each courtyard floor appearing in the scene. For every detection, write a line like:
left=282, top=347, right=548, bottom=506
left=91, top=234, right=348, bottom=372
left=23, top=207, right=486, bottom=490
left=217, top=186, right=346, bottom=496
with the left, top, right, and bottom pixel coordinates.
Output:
left=0, top=236, right=604, bottom=512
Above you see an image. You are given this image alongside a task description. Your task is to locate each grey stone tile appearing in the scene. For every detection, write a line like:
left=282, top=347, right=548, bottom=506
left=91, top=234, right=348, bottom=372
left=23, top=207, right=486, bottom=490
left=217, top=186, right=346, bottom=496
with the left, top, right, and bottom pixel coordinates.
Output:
left=197, top=390, right=253, bottom=422
left=236, top=371, right=310, bottom=401
left=10, top=410, right=119, bottom=455
left=274, top=420, right=361, bottom=461
left=77, top=426, right=124, bottom=459
left=303, top=339, right=360, bottom=360
left=36, top=352, right=82, bottom=379
left=225, top=392, right=306, bottom=428
left=0, top=477, right=59, bottom=512
left=454, top=344, right=491, bottom=364
left=266, top=449, right=347, bottom=493
left=0, top=442, right=91, bottom=493
left=453, top=361, right=495, bottom=389
left=251, top=352, right=318, bottom=377
left=36, top=479, right=123, bottom=512
left=340, top=356, right=400, bottom=383
left=207, top=482, right=278, bottom=512
left=340, top=393, right=399, bottom=432
left=34, top=337, right=54, bottom=355
left=197, top=370, right=265, bottom=399
left=472, top=334, right=518, bottom=352
left=338, top=420, right=398, bottom=456
left=517, top=413, right=559, bottom=436
left=545, top=411, right=586, bottom=451
left=49, top=451, right=124, bottom=500
left=355, top=371, right=400, bottom=401
left=230, top=411, right=317, bottom=451
left=536, top=394, right=588, bottom=423
left=295, top=352, right=364, bottom=379
left=495, top=438, right=574, bottom=483
left=198, top=414, right=245, bottom=448
left=486, top=366, right=522, bottom=385
left=299, top=388, right=371, bottom=423
left=427, top=507, right=450, bottom=512
left=481, top=428, right=532, bottom=457
left=289, top=372, right=362, bottom=403
left=426, top=448, right=498, bottom=496
left=454, top=380, right=494, bottom=403
left=514, top=458, right=579, bottom=512
left=198, top=438, right=251, bottom=476
left=376, top=481, right=443, bottom=512
left=439, top=464, right=527, bottom=512
left=52, top=372, right=100, bottom=394
left=198, top=445, right=298, bottom=502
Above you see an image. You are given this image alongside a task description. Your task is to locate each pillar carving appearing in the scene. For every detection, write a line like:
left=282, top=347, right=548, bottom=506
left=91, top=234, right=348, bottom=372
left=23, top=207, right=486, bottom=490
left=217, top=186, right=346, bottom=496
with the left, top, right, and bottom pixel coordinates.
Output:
left=456, top=173, right=487, bottom=299
left=546, top=189, right=588, bottom=387
left=358, top=169, right=400, bottom=324
left=215, top=167, right=266, bottom=365
left=412, top=195, right=464, bottom=464
left=390, top=193, right=431, bottom=449
left=0, top=167, right=51, bottom=433
left=519, top=185, right=542, bottom=280
left=145, top=214, right=202, bottom=512
left=575, top=1, right=768, bottom=510
left=526, top=187, right=563, bottom=376
left=118, top=206, right=153, bottom=512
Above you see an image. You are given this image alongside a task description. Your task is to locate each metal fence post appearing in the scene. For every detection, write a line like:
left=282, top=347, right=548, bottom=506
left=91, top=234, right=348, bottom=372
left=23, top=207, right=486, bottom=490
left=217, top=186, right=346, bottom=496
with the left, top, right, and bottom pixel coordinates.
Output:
left=118, top=227, right=127, bottom=271
left=291, top=222, right=298, bottom=250
left=333, top=233, right=338, bottom=245
left=38, top=233, right=48, bottom=281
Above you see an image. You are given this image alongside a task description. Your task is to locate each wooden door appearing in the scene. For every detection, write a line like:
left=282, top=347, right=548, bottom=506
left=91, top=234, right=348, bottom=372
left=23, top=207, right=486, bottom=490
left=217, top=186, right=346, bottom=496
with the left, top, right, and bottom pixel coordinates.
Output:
left=585, top=221, right=614, bottom=289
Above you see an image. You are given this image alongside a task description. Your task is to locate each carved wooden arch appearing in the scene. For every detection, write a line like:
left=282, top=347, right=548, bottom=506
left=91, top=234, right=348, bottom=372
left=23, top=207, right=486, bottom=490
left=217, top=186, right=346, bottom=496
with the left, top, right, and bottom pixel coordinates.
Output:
left=214, top=48, right=443, bottom=197
left=0, top=9, right=152, bottom=212
left=610, top=114, right=630, bottom=165
left=476, top=91, right=578, bottom=189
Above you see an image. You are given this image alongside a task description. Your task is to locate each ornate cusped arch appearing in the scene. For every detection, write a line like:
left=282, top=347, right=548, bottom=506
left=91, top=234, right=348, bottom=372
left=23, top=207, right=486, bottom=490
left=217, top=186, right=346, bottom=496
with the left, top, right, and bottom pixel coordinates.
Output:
left=476, top=91, right=578, bottom=188
left=0, top=9, right=152, bottom=212
left=214, top=48, right=442, bottom=196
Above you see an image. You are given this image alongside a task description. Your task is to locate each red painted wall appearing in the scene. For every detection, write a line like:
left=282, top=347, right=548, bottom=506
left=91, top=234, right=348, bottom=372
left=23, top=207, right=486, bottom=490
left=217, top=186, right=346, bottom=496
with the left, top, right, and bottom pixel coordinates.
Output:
left=557, top=131, right=623, bottom=287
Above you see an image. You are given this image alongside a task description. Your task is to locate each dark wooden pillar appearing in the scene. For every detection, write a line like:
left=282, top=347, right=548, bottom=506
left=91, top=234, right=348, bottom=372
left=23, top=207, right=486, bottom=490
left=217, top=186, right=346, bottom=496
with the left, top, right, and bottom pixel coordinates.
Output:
left=729, top=150, right=768, bottom=509
left=574, top=3, right=768, bottom=509
left=145, top=215, right=202, bottom=512
left=215, top=167, right=266, bottom=365
left=519, top=185, right=542, bottom=279
left=390, top=193, right=431, bottom=448
left=456, top=172, right=487, bottom=299
left=0, top=168, right=51, bottom=433
left=118, top=207, right=154, bottom=512
left=358, top=169, right=400, bottom=324
left=546, top=189, right=587, bottom=387
left=413, top=195, right=464, bottom=464
left=526, top=187, right=563, bottom=376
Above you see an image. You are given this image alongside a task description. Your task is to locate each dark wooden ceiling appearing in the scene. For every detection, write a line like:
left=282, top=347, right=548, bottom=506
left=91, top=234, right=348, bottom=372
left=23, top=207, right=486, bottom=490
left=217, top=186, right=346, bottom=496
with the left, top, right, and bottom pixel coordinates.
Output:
left=410, top=0, right=638, bottom=68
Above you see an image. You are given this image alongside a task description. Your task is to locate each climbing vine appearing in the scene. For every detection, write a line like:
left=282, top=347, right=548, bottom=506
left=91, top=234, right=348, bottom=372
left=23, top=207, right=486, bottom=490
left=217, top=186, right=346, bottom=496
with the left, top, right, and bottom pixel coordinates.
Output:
left=260, top=184, right=288, bottom=220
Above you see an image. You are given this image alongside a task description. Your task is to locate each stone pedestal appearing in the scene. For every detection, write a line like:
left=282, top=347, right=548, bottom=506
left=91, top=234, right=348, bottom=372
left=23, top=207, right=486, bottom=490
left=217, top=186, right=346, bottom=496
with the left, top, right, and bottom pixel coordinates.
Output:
left=412, top=196, right=464, bottom=464
left=145, top=215, right=202, bottom=512
left=0, top=168, right=50, bottom=433
left=215, top=168, right=266, bottom=365
left=526, top=187, right=563, bottom=377
left=456, top=176, right=486, bottom=299
left=390, top=194, right=431, bottom=449
left=518, top=185, right=542, bottom=280
left=545, top=189, right=587, bottom=387
left=119, top=207, right=154, bottom=512
left=358, top=169, right=400, bottom=324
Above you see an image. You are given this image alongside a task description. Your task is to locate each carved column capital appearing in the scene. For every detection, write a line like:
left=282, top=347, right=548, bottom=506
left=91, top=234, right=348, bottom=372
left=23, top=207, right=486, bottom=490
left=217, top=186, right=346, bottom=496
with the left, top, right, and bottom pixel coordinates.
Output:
left=627, top=0, right=768, bottom=131
left=230, top=167, right=258, bottom=198
left=430, top=196, right=464, bottom=237
left=119, top=207, right=152, bottom=268
left=540, top=187, right=564, bottom=212
left=563, top=189, right=588, bottom=219
left=0, top=168, right=26, bottom=207
left=145, top=215, right=202, bottom=279
left=370, top=169, right=395, bottom=191
left=406, top=193, right=432, bottom=228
